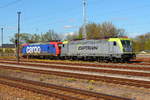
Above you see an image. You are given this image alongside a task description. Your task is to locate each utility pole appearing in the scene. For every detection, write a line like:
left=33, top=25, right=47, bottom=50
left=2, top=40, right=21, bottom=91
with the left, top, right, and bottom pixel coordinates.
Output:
left=1, top=28, right=3, bottom=56
left=83, top=0, right=87, bottom=40
left=16, top=11, right=21, bottom=63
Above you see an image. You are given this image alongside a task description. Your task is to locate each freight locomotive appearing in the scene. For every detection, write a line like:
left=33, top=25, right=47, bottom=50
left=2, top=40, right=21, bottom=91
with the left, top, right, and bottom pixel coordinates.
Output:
left=22, top=37, right=136, bottom=62
left=22, top=42, right=62, bottom=59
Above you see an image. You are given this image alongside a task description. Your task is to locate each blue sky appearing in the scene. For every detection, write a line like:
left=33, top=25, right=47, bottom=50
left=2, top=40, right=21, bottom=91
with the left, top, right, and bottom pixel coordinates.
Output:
left=0, top=0, right=150, bottom=44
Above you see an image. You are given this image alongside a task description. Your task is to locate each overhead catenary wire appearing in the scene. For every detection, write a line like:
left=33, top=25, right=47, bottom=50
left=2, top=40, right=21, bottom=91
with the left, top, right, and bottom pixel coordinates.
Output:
left=0, top=0, right=23, bottom=9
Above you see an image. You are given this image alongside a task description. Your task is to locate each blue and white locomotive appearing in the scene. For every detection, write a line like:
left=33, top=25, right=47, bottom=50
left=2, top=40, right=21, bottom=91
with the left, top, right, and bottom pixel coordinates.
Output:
left=22, top=42, right=62, bottom=58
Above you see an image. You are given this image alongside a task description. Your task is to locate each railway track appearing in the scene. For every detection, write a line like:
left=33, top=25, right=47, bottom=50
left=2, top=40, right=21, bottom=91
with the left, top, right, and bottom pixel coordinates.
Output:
left=0, top=75, right=132, bottom=100
left=1, top=58, right=150, bottom=66
left=133, top=57, right=150, bottom=63
left=1, top=58, right=150, bottom=71
left=0, top=62, right=150, bottom=89
left=22, top=59, right=150, bottom=69
left=0, top=60, right=150, bottom=78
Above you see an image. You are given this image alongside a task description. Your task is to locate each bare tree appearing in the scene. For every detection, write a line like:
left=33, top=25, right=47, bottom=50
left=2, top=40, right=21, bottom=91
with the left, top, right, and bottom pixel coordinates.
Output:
left=79, top=21, right=126, bottom=39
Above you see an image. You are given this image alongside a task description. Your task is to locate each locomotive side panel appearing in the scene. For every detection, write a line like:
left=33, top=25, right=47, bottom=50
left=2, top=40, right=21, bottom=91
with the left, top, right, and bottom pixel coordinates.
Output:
left=61, top=40, right=122, bottom=58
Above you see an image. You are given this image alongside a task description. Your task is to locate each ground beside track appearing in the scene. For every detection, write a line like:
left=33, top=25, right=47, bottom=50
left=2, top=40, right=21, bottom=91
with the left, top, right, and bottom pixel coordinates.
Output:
left=0, top=69, right=150, bottom=100
left=0, top=82, right=59, bottom=100
left=136, top=54, right=150, bottom=58
left=135, top=54, right=150, bottom=62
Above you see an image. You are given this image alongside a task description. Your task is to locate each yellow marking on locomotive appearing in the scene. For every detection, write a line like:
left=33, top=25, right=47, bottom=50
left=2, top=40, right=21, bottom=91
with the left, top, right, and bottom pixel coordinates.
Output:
left=63, top=40, right=69, bottom=44
left=108, top=38, right=131, bottom=52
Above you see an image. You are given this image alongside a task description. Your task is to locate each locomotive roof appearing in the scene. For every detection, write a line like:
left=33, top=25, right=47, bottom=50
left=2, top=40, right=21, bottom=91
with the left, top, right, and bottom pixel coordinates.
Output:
left=69, top=39, right=108, bottom=44
left=22, top=41, right=62, bottom=46
left=65, top=38, right=131, bottom=45
left=29, top=42, right=50, bottom=45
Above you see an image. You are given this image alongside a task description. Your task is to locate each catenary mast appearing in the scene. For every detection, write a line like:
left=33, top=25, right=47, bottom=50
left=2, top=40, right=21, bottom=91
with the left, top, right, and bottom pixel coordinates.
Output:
left=83, top=0, right=87, bottom=39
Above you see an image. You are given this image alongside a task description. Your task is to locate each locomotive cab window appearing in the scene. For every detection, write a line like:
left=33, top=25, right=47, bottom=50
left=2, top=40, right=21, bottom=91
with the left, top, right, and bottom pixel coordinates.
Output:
left=121, top=40, right=131, bottom=48
left=113, top=41, right=117, bottom=46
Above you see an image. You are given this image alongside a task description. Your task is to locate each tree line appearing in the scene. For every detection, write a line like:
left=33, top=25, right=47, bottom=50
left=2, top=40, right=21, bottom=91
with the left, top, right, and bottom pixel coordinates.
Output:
left=133, top=33, right=150, bottom=52
left=10, top=30, right=60, bottom=44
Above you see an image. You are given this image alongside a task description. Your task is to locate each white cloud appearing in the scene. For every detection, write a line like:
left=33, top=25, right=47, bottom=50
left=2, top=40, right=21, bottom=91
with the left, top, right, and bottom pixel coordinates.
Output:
left=63, top=25, right=74, bottom=29
left=63, top=25, right=78, bottom=29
